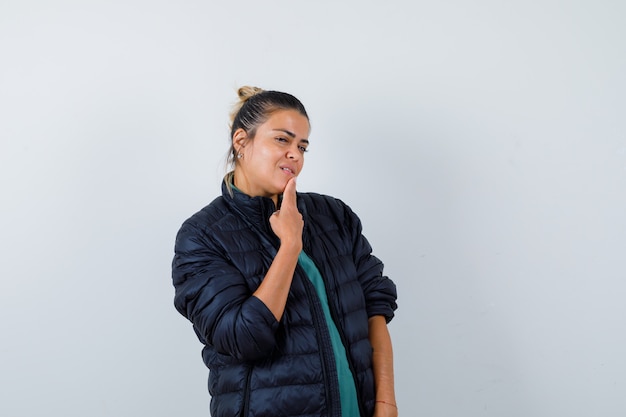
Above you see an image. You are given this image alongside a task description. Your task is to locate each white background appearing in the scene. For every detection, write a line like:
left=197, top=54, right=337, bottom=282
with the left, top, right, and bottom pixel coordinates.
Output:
left=1, top=1, right=625, bottom=416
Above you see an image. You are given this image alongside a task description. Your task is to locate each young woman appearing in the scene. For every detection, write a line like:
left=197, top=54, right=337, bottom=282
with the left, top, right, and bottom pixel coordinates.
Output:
left=172, top=87, right=398, bottom=417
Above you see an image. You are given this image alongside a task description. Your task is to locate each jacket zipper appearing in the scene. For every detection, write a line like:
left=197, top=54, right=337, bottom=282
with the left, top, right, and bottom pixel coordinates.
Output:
left=297, top=262, right=339, bottom=417
left=306, top=253, right=367, bottom=417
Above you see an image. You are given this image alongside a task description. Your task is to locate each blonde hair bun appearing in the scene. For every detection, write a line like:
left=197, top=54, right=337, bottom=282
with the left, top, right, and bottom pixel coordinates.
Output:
left=230, top=86, right=264, bottom=125
left=237, top=86, right=264, bottom=102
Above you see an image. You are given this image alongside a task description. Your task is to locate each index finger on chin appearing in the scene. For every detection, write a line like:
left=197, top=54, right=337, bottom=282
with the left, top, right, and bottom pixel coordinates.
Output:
left=281, top=178, right=297, bottom=208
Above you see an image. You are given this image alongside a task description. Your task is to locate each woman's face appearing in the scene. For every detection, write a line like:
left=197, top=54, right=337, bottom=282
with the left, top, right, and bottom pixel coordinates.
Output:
left=233, top=109, right=310, bottom=204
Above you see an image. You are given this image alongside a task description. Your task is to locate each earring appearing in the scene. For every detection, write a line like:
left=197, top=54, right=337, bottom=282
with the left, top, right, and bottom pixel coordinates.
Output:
left=237, top=152, right=243, bottom=159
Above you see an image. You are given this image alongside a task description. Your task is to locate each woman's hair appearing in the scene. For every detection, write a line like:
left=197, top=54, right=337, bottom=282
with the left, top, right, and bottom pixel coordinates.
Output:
left=226, top=86, right=309, bottom=169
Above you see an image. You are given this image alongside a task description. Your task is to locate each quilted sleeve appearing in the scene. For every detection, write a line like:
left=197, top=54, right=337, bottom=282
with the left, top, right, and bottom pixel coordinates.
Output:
left=172, top=220, right=280, bottom=361
left=346, top=205, right=398, bottom=322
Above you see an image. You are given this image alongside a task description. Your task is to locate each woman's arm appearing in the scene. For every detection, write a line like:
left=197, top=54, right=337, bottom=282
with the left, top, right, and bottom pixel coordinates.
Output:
left=253, top=178, right=303, bottom=321
left=369, top=315, right=398, bottom=417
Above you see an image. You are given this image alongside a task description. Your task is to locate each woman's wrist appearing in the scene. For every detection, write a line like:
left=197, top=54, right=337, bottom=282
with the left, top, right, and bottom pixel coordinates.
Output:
left=375, top=400, right=398, bottom=409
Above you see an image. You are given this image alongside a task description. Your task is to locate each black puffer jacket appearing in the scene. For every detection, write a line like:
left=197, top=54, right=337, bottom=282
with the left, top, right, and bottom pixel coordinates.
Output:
left=172, top=182, right=397, bottom=417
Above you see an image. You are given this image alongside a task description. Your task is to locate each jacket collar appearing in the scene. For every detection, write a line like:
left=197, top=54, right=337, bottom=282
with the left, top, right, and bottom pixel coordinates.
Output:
left=221, top=181, right=278, bottom=232
left=220, top=179, right=310, bottom=235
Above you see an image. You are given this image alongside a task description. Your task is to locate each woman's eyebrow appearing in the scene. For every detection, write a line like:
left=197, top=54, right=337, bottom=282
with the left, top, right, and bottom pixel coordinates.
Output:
left=273, top=128, right=296, bottom=137
left=273, top=128, right=309, bottom=143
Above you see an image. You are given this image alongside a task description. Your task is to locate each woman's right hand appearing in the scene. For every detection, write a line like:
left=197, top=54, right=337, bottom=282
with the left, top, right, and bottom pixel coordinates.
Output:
left=269, top=178, right=303, bottom=252
left=257, top=177, right=303, bottom=320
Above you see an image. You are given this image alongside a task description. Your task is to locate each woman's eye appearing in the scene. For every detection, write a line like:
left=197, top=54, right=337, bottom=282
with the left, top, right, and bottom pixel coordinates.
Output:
left=299, top=146, right=309, bottom=153
left=276, top=137, right=288, bottom=143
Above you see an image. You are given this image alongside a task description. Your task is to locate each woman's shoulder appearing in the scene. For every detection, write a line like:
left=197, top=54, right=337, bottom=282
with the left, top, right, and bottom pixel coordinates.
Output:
left=178, top=196, right=234, bottom=234
left=298, top=191, right=344, bottom=208
left=297, top=191, right=358, bottom=219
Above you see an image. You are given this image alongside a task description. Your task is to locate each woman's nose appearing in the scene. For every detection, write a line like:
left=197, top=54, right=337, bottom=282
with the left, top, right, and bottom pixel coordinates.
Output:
left=287, top=146, right=300, bottom=160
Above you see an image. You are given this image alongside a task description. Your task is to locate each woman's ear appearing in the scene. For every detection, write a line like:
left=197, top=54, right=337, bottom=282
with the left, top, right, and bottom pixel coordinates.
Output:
left=232, top=128, right=248, bottom=151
